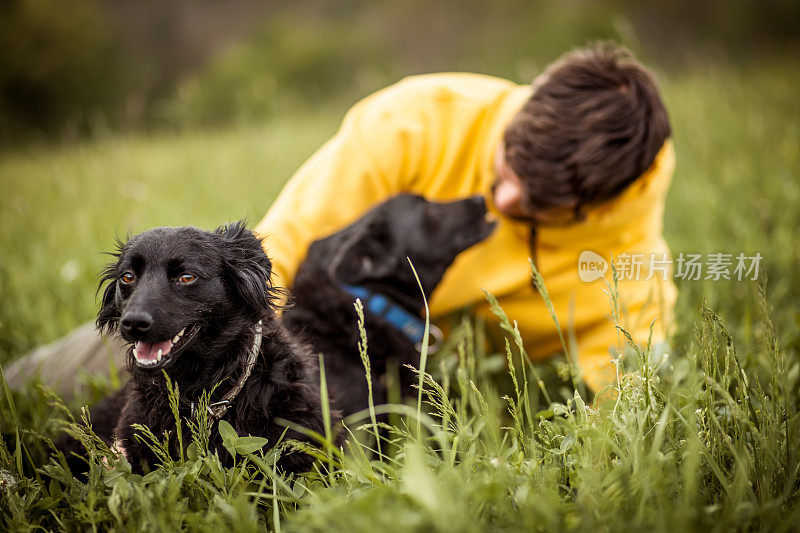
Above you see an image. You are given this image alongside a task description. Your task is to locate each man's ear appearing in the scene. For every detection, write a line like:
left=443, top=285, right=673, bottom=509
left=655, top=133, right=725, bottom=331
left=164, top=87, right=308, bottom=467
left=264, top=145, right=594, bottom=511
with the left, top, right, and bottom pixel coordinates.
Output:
left=327, top=217, right=399, bottom=285
left=216, top=221, right=281, bottom=316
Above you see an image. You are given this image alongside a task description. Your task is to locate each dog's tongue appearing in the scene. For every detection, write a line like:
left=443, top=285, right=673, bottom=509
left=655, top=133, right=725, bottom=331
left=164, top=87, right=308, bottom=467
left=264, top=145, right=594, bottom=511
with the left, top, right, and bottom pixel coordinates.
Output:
left=134, top=340, right=172, bottom=361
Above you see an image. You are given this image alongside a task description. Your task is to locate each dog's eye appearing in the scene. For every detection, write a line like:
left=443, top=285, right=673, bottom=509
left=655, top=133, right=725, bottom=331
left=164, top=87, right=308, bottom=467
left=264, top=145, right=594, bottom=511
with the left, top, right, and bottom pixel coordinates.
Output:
left=120, top=272, right=136, bottom=284
left=178, top=273, right=197, bottom=284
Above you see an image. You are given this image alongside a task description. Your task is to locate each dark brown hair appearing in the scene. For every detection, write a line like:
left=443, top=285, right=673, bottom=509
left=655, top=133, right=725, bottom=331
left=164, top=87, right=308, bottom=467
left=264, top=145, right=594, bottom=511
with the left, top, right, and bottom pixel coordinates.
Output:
left=503, top=43, right=671, bottom=218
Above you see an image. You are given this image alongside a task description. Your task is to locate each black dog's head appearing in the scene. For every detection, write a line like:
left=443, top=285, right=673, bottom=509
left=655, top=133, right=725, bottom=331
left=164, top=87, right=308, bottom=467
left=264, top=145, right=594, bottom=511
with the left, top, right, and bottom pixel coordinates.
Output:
left=97, top=221, right=279, bottom=373
left=318, top=194, right=497, bottom=310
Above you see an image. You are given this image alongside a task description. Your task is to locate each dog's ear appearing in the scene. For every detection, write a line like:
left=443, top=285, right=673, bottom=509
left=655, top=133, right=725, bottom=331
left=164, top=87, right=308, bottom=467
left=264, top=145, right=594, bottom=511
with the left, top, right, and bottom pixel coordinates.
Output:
left=216, top=221, right=282, bottom=316
left=327, top=216, right=400, bottom=285
left=96, top=238, right=126, bottom=333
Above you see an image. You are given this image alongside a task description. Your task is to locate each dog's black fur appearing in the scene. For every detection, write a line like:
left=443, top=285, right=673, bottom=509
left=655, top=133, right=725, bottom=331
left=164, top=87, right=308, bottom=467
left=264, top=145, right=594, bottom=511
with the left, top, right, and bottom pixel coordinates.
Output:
left=95, top=222, right=334, bottom=474
left=283, top=194, right=496, bottom=418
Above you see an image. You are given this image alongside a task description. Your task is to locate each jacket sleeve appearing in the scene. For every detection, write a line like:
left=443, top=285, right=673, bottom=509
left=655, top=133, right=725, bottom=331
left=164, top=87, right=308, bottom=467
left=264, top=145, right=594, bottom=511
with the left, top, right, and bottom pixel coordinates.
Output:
left=253, top=90, right=423, bottom=293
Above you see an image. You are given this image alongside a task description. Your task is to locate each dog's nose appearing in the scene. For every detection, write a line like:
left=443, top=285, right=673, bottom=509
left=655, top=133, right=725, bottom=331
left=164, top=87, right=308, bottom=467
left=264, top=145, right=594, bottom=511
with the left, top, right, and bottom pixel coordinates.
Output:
left=469, top=195, right=487, bottom=211
left=121, top=311, right=153, bottom=336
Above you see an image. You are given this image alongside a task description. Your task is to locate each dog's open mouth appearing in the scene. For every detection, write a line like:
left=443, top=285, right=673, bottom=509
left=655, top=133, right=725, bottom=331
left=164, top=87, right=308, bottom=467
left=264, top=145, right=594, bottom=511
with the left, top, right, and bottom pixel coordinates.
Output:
left=133, top=324, right=201, bottom=369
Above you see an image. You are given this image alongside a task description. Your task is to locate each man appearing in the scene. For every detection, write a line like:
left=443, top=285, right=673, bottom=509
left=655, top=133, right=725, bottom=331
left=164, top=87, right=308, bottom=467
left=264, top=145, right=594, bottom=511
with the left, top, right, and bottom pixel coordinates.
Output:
left=6, top=43, right=675, bottom=396
left=253, top=42, right=676, bottom=393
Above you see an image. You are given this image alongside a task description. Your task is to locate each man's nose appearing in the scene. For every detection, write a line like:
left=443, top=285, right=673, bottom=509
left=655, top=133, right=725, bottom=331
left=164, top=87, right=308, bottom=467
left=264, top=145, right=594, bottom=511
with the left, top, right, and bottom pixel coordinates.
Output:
left=120, top=310, right=153, bottom=336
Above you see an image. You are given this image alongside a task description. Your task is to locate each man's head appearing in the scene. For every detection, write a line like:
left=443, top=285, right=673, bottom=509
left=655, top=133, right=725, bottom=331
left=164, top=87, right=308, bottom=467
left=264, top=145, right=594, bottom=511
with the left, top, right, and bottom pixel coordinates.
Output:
left=492, top=43, right=671, bottom=224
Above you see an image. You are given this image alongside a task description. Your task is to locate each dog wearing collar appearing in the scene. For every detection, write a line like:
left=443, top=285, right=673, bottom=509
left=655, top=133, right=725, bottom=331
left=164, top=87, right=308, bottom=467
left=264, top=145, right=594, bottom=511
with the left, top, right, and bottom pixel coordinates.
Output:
left=97, top=222, right=335, bottom=474
left=283, top=194, right=496, bottom=418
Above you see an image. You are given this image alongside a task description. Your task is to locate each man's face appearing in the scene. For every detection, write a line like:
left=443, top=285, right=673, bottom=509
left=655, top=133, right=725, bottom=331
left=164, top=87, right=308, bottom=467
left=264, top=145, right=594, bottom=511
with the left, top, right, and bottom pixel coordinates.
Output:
left=490, top=144, right=574, bottom=226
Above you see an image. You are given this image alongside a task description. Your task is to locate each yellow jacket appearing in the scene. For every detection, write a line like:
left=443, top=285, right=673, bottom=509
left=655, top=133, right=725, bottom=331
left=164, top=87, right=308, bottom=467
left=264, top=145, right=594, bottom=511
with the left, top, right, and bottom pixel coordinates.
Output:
left=255, top=73, right=677, bottom=392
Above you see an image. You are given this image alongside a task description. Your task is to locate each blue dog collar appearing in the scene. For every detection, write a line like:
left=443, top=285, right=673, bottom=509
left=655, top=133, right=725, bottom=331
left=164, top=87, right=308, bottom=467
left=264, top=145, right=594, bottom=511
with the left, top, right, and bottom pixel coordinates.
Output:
left=339, top=283, right=443, bottom=353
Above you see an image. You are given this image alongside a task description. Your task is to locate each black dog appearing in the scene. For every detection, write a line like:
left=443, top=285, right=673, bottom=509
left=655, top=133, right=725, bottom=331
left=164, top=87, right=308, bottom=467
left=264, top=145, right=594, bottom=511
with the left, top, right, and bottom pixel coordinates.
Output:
left=283, top=194, right=496, bottom=418
left=95, top=222, right=334, bottom=474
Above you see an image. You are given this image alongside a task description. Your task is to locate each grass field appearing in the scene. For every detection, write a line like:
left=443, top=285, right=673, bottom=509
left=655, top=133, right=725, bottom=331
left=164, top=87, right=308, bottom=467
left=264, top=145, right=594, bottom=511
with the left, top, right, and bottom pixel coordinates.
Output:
left=1, top=60, right=799, bottom=531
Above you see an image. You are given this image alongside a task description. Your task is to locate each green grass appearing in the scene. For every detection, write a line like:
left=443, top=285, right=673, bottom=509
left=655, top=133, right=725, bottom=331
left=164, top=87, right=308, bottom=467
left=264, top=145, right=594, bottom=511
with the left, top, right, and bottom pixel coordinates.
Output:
left=1, top=60, right=799, bottom=531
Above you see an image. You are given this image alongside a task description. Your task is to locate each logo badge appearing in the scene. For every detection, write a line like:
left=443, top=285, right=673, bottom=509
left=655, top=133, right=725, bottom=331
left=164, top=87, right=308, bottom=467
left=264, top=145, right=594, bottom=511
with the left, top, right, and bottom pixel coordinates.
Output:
left=578, top=250, right=608, bottom=283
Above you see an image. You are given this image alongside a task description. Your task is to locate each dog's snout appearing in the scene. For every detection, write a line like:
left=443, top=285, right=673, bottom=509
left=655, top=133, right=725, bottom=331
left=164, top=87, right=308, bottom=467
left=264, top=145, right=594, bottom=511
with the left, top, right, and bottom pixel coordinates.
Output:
left=471, top=195, right=487, bottom=210
left=121, top=311, right=154, bottom=336
left=458, top=195, right=487, bottom=214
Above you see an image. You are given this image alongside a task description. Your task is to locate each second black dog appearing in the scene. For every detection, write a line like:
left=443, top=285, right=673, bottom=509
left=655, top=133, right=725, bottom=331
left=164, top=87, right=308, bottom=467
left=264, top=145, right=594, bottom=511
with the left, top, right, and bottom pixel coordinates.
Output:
left=282, top=194, right=496, bottom=418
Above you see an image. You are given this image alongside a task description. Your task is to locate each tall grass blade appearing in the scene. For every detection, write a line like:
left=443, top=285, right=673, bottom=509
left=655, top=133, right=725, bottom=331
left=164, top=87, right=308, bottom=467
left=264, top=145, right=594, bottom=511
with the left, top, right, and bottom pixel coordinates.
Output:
left=353, top=298, right=382, bottom=459
left=407, top=257, right=431, bottom=439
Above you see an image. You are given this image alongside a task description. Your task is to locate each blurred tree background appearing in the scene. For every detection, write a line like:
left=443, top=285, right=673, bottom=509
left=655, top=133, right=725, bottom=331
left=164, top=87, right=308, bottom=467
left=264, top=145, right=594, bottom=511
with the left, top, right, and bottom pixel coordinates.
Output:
left=1, top=0, right=798, bottom=142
